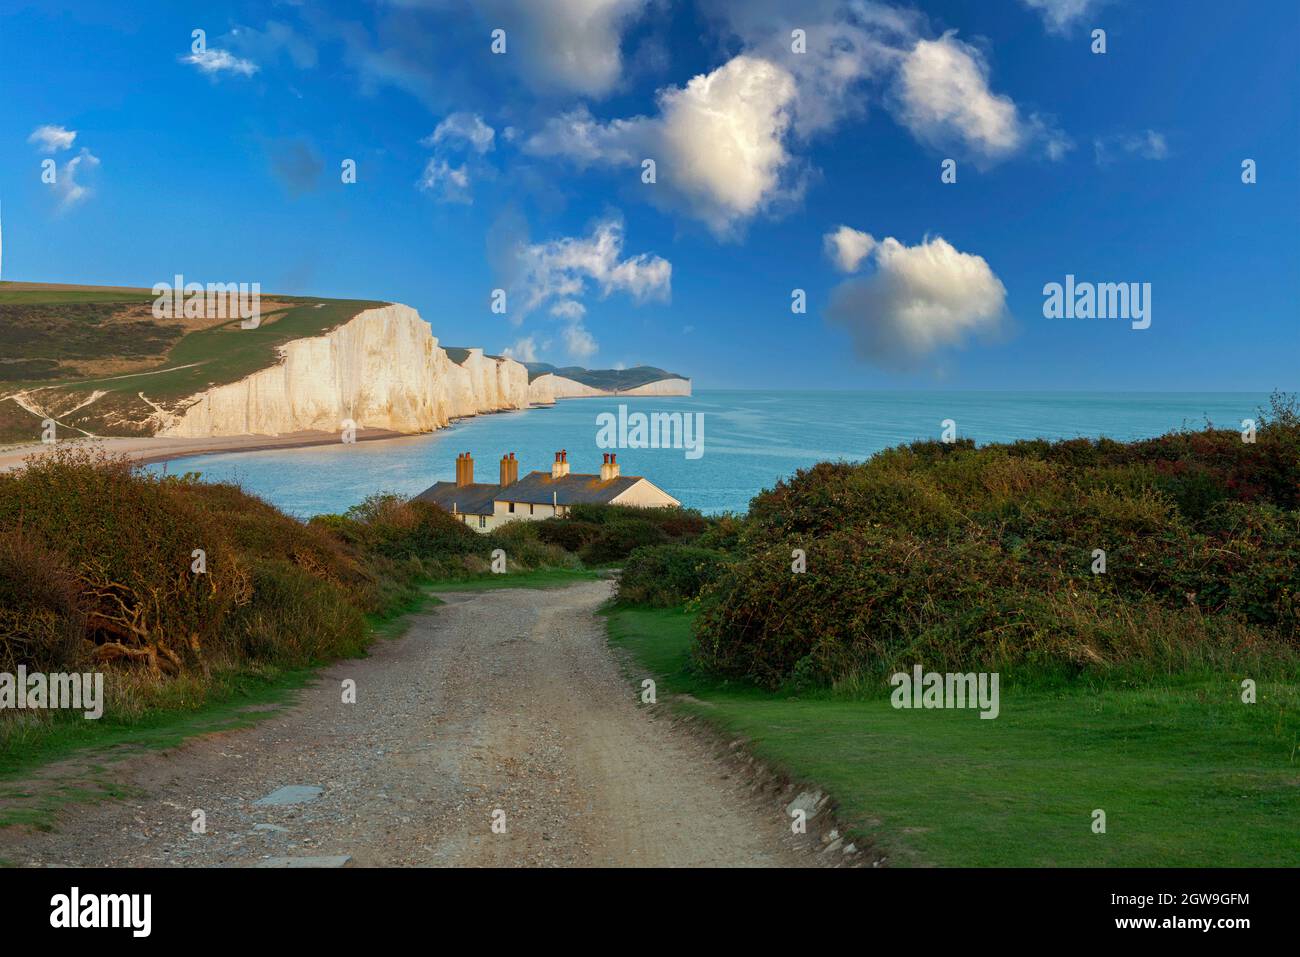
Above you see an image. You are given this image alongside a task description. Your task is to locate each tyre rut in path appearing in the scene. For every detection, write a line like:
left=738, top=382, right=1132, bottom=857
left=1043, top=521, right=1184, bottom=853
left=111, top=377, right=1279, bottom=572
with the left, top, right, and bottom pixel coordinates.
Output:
left=1, top=580, right=814, bottom=867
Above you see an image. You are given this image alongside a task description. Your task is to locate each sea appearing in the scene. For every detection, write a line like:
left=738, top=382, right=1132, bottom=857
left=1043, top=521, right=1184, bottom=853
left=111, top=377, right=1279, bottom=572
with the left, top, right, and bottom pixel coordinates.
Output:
left=148, top=391, right=1275, bottom=518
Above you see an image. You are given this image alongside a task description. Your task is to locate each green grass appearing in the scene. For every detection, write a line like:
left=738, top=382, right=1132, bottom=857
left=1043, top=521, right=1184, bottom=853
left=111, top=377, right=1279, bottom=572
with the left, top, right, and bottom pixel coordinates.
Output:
left=59, top=299, right=385, bottom=400
left=0, top=286, right=153, bottom=305
left=606, top=604, right=1300, bottom=867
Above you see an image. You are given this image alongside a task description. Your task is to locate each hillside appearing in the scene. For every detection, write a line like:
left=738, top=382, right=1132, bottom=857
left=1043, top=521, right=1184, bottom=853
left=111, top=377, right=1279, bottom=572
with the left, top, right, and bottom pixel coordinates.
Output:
left=0, top=283, right=690, bottom=446
left=0, top=282, right=384, bottom=441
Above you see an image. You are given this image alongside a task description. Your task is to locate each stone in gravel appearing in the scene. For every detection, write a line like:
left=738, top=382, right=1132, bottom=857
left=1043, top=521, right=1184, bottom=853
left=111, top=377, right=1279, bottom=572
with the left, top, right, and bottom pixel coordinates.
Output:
left=254, top=785, right=323, bottom=806
left=786, top=790, right=825, bottom=821
left=252, top=824, right=289, bottom=833
left=255, top=855, right=351, bottom=868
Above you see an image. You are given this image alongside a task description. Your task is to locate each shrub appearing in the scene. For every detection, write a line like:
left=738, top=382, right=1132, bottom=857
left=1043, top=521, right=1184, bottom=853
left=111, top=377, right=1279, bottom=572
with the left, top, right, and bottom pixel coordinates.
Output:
left=694, top=408, right=1300, bottom=689
left=0, top=448, right=250, bottom=675
left=534, top=518, right=603, bottom=552
left=568, top=503, right=708, bottom=540
left=0, top=529, right=88, bottom=672
left=579, top=519, right=669, bottom=565
left=227, top=558, right=369, bottom=666
left=618, top=544, right=729, bottom=606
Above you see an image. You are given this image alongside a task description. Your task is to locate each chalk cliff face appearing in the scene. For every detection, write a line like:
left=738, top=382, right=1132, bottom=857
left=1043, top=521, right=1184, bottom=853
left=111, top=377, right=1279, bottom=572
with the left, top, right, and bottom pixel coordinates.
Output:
left=159, top=302, right=692, bottom=439
left=617, top=378, right=693, bottom=397
left=527, top=373, right=692, bottom=404
left=161, top=304, right=532, bottom=438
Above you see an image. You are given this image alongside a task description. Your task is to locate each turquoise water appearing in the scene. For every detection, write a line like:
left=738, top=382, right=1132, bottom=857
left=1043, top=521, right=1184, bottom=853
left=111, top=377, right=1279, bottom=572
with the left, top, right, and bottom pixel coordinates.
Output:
left=151, top=391, right=1273, bottom=517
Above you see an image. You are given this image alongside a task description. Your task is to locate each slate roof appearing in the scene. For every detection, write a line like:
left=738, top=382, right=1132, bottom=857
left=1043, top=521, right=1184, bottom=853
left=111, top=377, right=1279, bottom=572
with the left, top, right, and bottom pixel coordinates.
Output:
left=495, top=471, right=645, bottom=505
left=413, top=470, right=654, bottom=513
left=413, top=482, right=502, bottom=516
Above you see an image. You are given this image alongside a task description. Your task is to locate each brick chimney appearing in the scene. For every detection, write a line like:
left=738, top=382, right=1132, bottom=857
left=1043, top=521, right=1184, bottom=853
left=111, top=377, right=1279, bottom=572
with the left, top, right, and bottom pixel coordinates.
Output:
left=500, top=451, right=518, bottom=486
left=608, top=453, right=620, bottom=480
left=456, top=451, right=474, bottom=487
left=600, top=453, right=621, bottom=481
left=551, top=449, right=570, bottom=479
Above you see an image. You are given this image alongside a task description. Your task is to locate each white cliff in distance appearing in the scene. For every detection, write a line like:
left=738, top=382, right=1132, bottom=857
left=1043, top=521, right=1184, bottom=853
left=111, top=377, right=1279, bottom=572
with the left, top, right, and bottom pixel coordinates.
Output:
left=160, top=302, right=689, bottom=438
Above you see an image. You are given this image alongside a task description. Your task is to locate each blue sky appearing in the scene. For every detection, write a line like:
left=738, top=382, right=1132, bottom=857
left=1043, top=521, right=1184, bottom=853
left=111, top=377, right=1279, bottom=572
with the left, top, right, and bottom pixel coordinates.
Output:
left=2, top=0, right=1296, bottom=390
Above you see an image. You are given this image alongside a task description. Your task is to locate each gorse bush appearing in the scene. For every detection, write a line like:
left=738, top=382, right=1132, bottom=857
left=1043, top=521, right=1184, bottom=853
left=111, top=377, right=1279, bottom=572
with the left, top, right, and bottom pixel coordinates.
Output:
left=695, top=400, right=1300, bottom=689
left=0, top=449, right=570, bottom=684
left=0, top=528, right=87, bottom=673
left=617, top=544, right=729, bottom=607
left=579, top=519, right=669, bottom=565
left=0, top=449, right=250, bottom=675
left=534, top=517, right=603, bottom=552
left=538, top=503, right=710, bottom=565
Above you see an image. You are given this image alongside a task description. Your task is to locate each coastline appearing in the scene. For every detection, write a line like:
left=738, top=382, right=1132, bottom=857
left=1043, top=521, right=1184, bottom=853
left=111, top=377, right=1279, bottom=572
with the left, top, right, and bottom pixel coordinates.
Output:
left=0, top=428, right=412, bottom=474
left=0, top=384, right=694, bottom=475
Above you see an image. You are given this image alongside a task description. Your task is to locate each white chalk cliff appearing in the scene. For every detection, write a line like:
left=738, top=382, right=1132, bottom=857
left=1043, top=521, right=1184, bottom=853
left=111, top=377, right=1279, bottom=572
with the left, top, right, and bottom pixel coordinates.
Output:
left=528, top=373, right=692, bottom=404
left=159, top=303, right=689, bottom=438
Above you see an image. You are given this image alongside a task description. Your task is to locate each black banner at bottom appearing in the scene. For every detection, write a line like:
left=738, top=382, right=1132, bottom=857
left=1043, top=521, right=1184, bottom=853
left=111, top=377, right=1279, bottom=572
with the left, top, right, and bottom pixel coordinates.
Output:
left=0, top=867, right=1285, bottom=942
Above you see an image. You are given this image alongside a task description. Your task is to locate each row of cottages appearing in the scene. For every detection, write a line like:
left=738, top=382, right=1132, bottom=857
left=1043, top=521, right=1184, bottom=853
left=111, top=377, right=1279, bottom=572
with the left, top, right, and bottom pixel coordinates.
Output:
left=414, top=450, right=680, bottom=531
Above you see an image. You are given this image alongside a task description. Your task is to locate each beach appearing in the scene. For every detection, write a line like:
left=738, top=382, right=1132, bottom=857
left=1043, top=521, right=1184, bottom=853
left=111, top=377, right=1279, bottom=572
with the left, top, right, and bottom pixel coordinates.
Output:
left=0, top=428, right=407, bottom=474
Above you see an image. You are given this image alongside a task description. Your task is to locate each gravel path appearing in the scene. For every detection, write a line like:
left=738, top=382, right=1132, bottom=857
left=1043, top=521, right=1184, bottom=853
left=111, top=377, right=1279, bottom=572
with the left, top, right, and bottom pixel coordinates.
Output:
left=2, top=581, right=818, bottom=867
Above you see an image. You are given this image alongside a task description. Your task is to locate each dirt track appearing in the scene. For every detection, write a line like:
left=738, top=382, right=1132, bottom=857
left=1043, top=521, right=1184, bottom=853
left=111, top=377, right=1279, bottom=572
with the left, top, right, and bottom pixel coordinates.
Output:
left=1, top=581, right=822, bottom=867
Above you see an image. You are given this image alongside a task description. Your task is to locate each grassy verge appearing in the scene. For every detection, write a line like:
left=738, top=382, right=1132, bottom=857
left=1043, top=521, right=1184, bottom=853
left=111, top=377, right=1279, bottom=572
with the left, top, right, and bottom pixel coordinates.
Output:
left=606, top=604, right=1300, bottom=867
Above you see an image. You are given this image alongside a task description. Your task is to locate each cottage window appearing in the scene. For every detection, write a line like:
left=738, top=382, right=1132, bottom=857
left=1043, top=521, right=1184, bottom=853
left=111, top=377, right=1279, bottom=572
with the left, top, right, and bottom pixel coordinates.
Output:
left=479, top=515, right=487, bottom=529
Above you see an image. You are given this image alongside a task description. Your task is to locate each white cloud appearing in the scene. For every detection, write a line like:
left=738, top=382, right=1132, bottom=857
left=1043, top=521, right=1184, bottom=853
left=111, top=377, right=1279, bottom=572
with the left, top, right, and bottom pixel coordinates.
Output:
left=28, top=125, right=76, bottom=153
left=502, top=336, right=539, bottom=362
left=527, top=55, right=799, bottom=237
left=496, top=216, right=663, bottom=364
left=418, top=158, right=472, bottom=203
left=1094, top=130, right=1169, bottom=165
left=700, top=0, right=913, bottom=139
left=477, top=0, right=651, bottom=96
left=180, top=48, right=259, bottom=77
left=1020, top=0, right=1107, bottom=34
left=510, top=216, right=670, bottom=321
left=425, top=112, right=495, bottom=154
left=563, top=321, right=599, bottom=359
left=550, top=300, right=587, bottom=320
left=54, top=149, right=101, bottom=211
left=824, top=225, right=877, bottom=273
left=418, top=113, right=496, bottom=202
left=826, top=232, right=1007, bottom=367
left=526, top=4, right=1061, bottom=234
left=895, top=33, right=1024, bottom=161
